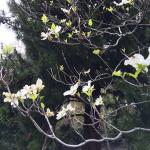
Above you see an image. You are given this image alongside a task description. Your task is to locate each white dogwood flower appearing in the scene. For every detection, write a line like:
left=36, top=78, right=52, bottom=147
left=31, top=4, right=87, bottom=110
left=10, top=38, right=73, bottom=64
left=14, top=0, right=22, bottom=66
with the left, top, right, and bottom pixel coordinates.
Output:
left=20, top=78, right=45, bottom=99
left=63, top=82, right=79, bottom=96
left=55, top=26, right=62, bottom=33
left=3, top=92, right=11, bottom=97
left=3, top=93, right=12, bottom=104
left=82, top=80, right=94, bottom=97
left=145, top=47, right=150, bottom=63
left=56, top=106, right=67, bottom=120
left=41, top=25, right=61, bottom=40
left=49, top=25, right=62, bottom=34
left=3, top=92, right=19, bottom=107
left=56, top=103, right=75, bottom=120
left=31, top=84, right=37, bottom=93
left=114, top=0, right=133, bottom=6
left=36, top=78, right=45, bottom=92
left=46, top=108, right=54, bottom=117
left=94, top=95, right=104, bottom=106
left=61, top=8, right=70, bottom=14
left=124, top=48, right=150, bottom=72
left=41, top=32, right=49, bottom=40
left=3, top=78, right=45, bottom=107
left=10, top=98, right=19, bottom=107
left=16, top=89, right=27, bottom=100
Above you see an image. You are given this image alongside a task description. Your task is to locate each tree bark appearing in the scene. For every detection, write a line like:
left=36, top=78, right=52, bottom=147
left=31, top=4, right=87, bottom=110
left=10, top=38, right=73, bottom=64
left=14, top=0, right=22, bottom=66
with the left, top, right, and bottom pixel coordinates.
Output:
left=82, top=104, right=102, bottom=150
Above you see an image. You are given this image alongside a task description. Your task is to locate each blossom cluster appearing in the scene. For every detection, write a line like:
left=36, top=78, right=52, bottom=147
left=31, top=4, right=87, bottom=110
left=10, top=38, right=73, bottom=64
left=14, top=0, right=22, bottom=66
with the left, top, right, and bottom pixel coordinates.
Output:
left=62, top=81, right=103, bottom=111
left=63, top=80, right=95, bottom=97
left=3, top=79, right=45, bottom=107
left=41, top=25, right=62, bottom=40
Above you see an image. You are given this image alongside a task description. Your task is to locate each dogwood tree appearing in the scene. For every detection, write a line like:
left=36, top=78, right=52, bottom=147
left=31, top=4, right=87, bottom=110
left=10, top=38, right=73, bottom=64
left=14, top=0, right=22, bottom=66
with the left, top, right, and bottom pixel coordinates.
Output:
left=1, top=0, right=150, bottom=149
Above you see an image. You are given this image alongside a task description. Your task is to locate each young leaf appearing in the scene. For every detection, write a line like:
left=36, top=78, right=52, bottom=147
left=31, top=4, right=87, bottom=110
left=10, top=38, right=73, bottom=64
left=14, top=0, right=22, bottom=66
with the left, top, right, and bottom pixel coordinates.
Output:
left=93, top=49, right=100, bottom=55
left=66, top=20, right=72, bottom=27
left=112, top=70, right=122, bottom=77
left=67, top=0, right=72, bottom=4
left=40, top=102, right=45, bottom=109
left=106, top=6, right=113, bottom=13
left=51, top=23, right=56, bottom=31
left=41, top=14, right=49, bottom=24
left=68, top=33, right=73, bottom=38
left=88, top=19, right=93, bottom=26
left=3, top=44, right=14, bottom=54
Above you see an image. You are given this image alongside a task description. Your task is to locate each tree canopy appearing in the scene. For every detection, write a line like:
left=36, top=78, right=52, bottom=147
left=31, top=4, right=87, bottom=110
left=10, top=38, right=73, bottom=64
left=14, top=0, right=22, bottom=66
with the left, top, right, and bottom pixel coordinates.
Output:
left=0, top=0, right=150, bottom=150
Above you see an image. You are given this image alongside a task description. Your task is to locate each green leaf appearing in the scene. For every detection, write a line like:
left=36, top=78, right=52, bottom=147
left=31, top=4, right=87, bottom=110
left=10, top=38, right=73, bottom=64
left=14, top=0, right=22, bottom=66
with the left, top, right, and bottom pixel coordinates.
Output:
left=124, top=66, right=142, bottom=79
left=87, top=31, right=91, bottom=37
left=40, top=96, right=44, bottom=101
left=106, top=6, right=113, bottom=13
left=93, top=49, right=100, bottom=55
left=40, top=102, right=45, bottom=109
left=112, top=70, right=122, bottom=77
left=66, top=20, right=72, bottom=27
left=41, top=14, right=49, bottom=24
left=67, top=32, right=73, bottom=38
left=31, top=94, right=38, bottom=101
left=51, top=23, right=56, bottom=31
left=3, top=44, right=14, bottom=54
left=67, top=0, right=72, bottom=4
left=88, top=19, right=93, bottom=26
left=64, top=39, right=68, bottom=43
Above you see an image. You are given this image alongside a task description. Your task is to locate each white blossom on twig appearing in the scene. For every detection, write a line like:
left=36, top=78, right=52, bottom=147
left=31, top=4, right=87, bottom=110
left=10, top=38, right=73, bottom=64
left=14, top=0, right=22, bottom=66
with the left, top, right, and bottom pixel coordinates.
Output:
left=56, top=103, right=75, bottom=120
left=63, top=82, right=79, bottom=96
left=114, top=0, right=133, bottom=6
left=82, top=80, right=94, bottom=97
left=94, top=95, right=104, bottom=106
left=3, top=78, right=45, bottom=107
left=124, top=47, right=150, bottom=72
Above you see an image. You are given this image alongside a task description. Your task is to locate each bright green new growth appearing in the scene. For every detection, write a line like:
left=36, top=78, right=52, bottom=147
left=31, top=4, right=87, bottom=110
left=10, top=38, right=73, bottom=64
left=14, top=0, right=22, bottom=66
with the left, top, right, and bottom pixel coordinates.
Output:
left=88, top=19, right=93, bottom=27
left=41, top=14, right=49, bottom=24
left=3, top=44, right=14, bottom=54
